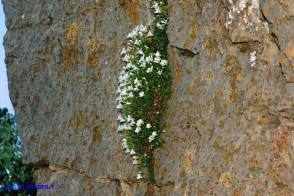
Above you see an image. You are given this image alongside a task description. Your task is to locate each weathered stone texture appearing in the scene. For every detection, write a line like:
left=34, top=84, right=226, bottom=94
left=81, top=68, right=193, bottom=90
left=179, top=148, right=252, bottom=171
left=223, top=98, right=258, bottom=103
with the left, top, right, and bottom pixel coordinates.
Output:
left=3, top=0, right=293, bottom=195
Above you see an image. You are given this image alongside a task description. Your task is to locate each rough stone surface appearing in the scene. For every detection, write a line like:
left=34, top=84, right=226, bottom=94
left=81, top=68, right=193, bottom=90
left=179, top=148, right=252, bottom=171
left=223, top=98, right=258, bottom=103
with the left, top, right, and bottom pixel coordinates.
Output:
left=3, top=0, right=293, bottom=195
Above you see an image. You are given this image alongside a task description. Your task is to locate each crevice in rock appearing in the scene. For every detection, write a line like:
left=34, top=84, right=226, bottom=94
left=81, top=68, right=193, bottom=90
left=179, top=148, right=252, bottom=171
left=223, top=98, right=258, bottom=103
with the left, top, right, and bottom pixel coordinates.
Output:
left=45, top=165, right=175, bottom=189
left=260, top=9, right=273, bottom=24
left=271, top=32, right=292, bottom=64
left=8, top=17, right=54, bottom=31
left=259, top=9, right=292, bottom=65
left=33, top=160, right=50, bottom=168
left=227, top=37, right=260, bottom=45
left=170, top=44, right=197, bottom=57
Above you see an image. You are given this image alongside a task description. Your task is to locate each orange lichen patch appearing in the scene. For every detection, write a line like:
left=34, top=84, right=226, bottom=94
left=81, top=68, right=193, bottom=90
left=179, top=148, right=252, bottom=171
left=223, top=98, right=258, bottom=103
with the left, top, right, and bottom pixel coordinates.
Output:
left=269, top=0, right=276, bottom=8
left=40, top=58, right=50, bottom=63
left=197, top=167, right=207, bottom=177
left=265, top=66, right=272, bottom=81
left=64, top=22, right=83, bottom=44
left=92, top=127, right=102, bottom=143
left=219, top=120, right=225, bottom=127
left=184, top=42, right=190, bottom=49
left=189, top=20, right=199, bottom=40
left=238, top=43, right=250, bottom=53
left=184, top=150, right=195, bottom=173
left=188, top=83, right=197, bottom=95
left=225, top=154, right=233, bottom=163
left=86, top=56, right=99, bottom=67
left=127, top=1, right=140, bottom=25
left=45, top=36, right=51, bottom=45
left=62, top=47, right=70, bottom=60
left=256, top=146, right=265, bottom=153
left=52, top=101, right=61, bottom=108
left=88, top=39, right=98, bottom=52
left=270, top=127, right=292, bottom=164
left=263, top=11, right=269, bottom=18
left=225, top=57, right=238, bottom=74
left=65, top=60, right=71, bottom=71
left=213, top=141, right=222, bottom=151
left=160, top=167, right=167, bottom=176
left=175, top=70, right=182, bottom=82
left=206, top=72, right=214, bottom=83
left=173, top=136, right=180, bottom=143
left=236, top=72, right=244, bottom=82
left=203, top=40, right=218, bottom=59
left=219, top=172, right=230, bottom=187
left=179, top=0, right=194, bottom=16
left=184, top=20, right=199, bottom=49
left=205, top=101, right=211, bottom=107
left=257, top=116, right=268, bottom=125
left=286, top=44, right=294, bottom=57
left=96, top=68, right=102, bottom=81
left=32, top=65, right=40, bottom=73
left=221, top=26, right=229, bottom=37
left=167, top=2, right=173, bottom=13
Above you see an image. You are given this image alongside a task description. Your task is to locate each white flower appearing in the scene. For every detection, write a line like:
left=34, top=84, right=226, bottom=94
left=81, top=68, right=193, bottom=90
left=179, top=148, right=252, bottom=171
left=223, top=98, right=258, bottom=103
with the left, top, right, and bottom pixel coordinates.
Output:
left=134, top=78, right=139, bottom=84
left=122, top=54, right=131, bottom=62
left=118, top=114, right=125, bottom=122
left=129, top=119, right=135, bottom=126
left=160, top=59, right=168, bottom=66
left=156, top=23, right=163, bottom=29
left=146, top=123, right=152, bottom=128
left=136, top=119, right=144, bottom=127
left=157, top=70, right=162, bottom=75
left=148, top=131, right=158, bottom=142
left=133, top=159, right=138, bottom=165
left=155, top=8, right=161, bottom=14
left=127, top=115, right=133, bottom=122
left=152, top=2, right=161, bottom=14
left=137, top=173, right=143, bottom=179
left=121, top=47, right=127, bottom=55
left=154, top=56, right=161, bottom=63
left=147, top=31, right=153, bottom=37
left=134, top=39, right=140, bottom=45
left=140, top=62, right=146, bottom=68
left=155, top=51, right=161, bottom=57
left=129, top=92, right=134, bottom=98
left=130, top=149, right=136, bottom=155
left=145, top=55, right=153, bottom=63
left=121, top=89, right=127, bottom=96
left=135, top=127, right=141, bottom=133
left=139, top=55, right=145, bottom=62
left=117, top=102, right=123, bottom=109
left=128, top=85, right=134, bottom=91
left=137, top=49, right=144, bottom=55
left=139, top=91, right=145, bottom=97
left=140, top=25, right=147, bottom=32
left=146, top=66, right=153, bottom=73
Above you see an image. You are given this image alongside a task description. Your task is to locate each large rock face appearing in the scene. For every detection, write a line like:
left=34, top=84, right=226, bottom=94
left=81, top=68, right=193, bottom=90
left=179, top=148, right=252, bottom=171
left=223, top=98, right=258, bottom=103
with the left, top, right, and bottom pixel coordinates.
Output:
left=3, top=0, right=293, bottom=195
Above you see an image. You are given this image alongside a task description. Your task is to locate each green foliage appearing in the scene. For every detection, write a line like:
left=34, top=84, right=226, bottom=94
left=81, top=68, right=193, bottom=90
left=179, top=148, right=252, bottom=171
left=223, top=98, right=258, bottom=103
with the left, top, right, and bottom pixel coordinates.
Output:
left=117, top=0, right=171, bottom=183
left=0, top=108, right=36, bottom=195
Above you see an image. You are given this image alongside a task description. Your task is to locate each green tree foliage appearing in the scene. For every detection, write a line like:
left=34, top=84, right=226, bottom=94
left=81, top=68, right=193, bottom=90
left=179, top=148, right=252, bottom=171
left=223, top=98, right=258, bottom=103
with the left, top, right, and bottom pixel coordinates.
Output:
left=0, top=108, right=36, bottom=195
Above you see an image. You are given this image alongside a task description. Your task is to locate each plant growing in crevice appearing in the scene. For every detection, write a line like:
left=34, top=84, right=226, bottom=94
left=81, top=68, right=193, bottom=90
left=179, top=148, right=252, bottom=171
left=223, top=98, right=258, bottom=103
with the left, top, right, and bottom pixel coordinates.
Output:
left=116, top=0, right=171, bottom=184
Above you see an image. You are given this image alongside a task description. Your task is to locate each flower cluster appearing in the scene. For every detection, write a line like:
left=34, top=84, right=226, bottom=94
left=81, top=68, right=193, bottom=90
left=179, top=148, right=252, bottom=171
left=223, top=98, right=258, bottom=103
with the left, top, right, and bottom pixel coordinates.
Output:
left=116, top=0, right=171, bottom=184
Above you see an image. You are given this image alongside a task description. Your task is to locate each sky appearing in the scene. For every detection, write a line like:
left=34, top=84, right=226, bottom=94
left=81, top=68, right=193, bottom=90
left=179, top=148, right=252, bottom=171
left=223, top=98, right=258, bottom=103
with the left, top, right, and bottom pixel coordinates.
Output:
left=0, top=2, right=14, bottom=114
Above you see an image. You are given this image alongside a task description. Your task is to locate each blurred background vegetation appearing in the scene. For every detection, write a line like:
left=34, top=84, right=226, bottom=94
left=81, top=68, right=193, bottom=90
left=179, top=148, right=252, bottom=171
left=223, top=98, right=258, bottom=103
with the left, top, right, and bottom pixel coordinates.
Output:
left=0, top=107, right=36, bottom=196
